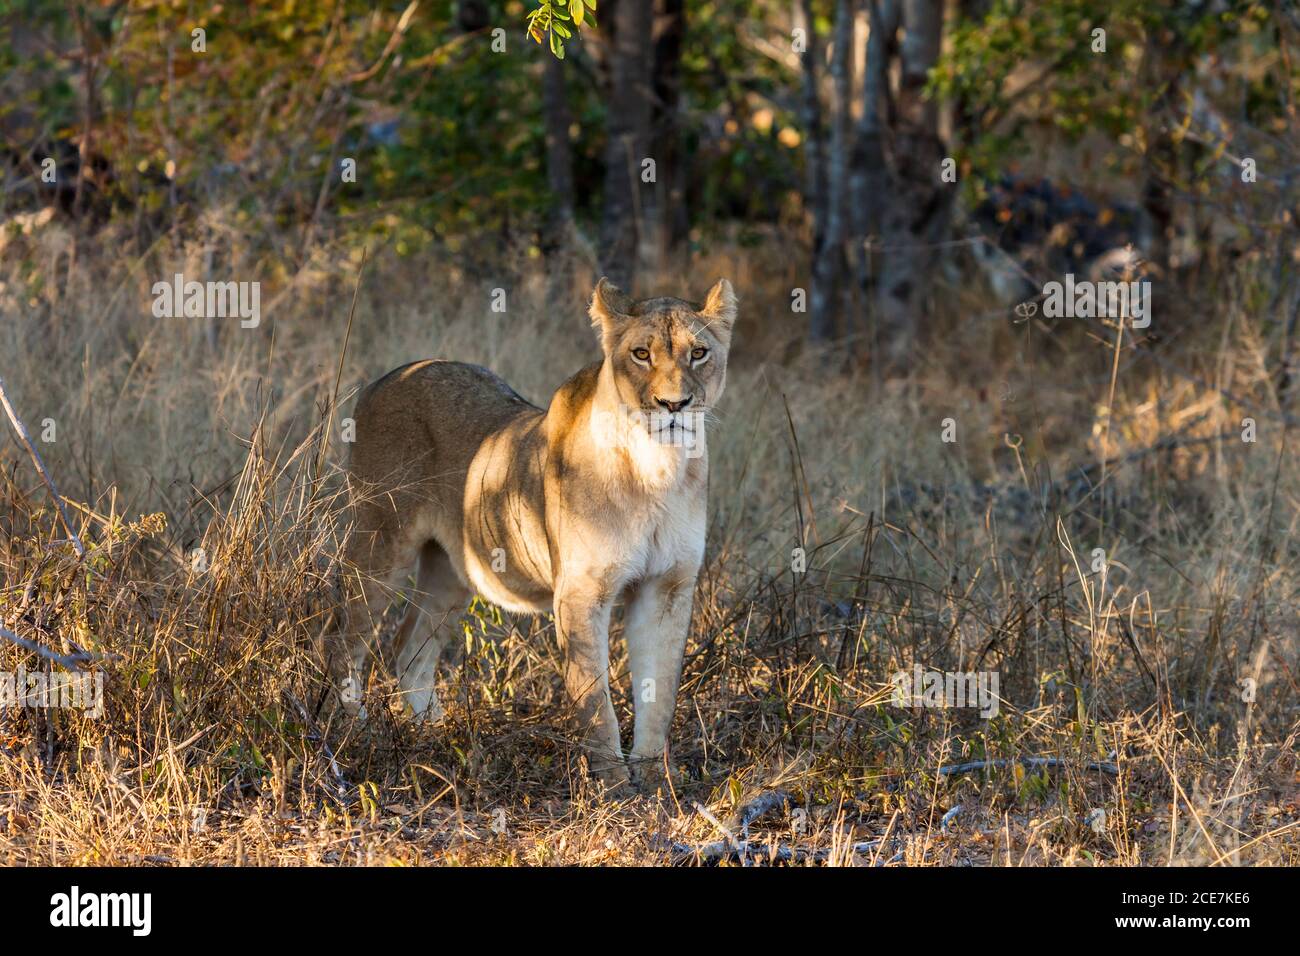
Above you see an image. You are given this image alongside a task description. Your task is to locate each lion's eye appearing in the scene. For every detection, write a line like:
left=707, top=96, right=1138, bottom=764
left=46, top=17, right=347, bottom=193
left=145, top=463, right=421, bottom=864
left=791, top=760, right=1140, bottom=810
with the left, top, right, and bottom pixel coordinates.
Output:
left=632, top=347, right=651, bottom=362
left=691, top=346, right=709, bottom=361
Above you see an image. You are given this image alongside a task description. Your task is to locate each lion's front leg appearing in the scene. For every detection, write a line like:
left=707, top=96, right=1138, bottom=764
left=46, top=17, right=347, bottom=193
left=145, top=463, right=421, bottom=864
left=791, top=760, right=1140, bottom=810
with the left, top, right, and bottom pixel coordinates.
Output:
left=624, top=568, right=696, bottom=792
left=554, top=584, right=628, bottom=789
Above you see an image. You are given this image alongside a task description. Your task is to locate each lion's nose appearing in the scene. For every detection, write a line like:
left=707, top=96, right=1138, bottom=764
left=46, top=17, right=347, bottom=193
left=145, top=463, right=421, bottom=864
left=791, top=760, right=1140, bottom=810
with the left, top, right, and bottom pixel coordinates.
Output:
left=654, top=394, right=693, bottom=414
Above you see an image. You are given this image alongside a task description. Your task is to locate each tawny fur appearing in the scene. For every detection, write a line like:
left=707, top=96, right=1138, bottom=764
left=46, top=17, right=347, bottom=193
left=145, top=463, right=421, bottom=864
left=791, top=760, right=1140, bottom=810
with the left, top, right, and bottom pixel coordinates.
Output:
left=326, top=277, right=737, bottom=789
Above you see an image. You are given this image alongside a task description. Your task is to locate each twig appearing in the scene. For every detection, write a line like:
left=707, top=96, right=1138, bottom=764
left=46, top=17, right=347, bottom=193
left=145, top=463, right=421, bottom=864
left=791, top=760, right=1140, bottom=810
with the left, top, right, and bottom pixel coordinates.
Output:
left=287, top=692, right=351, bottom=802
left=0, top=376, right=86, bottom=557
left=0, top=624, right=91, bottom=672
left=691, top=801, right=741, bottom=853
left=315, top=247, right=367, bottom=479
left=345, top=0, right=419, bottom=83
left=135, top=723, right=217, bottom=772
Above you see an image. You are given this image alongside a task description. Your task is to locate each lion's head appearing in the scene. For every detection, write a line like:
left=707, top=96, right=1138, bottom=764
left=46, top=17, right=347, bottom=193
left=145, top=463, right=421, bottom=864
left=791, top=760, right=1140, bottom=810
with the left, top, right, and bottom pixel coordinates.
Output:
left=588, top=277, right=737, bottom=449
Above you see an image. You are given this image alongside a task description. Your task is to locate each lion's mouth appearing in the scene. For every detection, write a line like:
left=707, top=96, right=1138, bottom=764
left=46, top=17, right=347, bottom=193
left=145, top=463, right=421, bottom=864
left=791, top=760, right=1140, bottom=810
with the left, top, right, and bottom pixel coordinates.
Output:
left=645, top=408, right=704, bottom=448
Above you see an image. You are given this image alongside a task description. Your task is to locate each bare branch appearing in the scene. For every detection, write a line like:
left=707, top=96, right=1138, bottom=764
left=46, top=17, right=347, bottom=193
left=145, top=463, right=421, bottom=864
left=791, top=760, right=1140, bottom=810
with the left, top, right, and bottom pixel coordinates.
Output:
left=0, top=376, right=86, bottom=558
left=939, top=756, right=1120, bottom=777
left=0, top=625, right=91, bottom=672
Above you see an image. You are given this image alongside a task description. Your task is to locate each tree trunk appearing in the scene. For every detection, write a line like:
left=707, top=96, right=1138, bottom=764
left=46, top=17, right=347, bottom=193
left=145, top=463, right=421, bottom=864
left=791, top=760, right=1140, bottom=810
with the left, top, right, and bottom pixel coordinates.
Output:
left=542, top=51, right=576, bottom=300
left=651, top=0, right=687, bottom=262
left=543, top=53, right=575, bottom=238
left=455, top=0, right=490, bottom=32
left=874, top=0, right=948, bottom=365
left=808, top=0, right=855, bottom=341
left=848, top=0, right=898, bottom=345
left=1137, top=29, right=1187, bottom=276
left=798, top=0, right=827, bottom=260
left=600, top=0, right=654, bottom=290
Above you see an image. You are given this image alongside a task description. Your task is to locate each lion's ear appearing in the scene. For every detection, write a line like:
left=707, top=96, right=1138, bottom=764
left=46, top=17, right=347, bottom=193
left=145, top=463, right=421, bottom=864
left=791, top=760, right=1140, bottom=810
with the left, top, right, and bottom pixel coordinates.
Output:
left=589, top=277, right=635, bottom=351
left=699, top=278, right=737, bottom=344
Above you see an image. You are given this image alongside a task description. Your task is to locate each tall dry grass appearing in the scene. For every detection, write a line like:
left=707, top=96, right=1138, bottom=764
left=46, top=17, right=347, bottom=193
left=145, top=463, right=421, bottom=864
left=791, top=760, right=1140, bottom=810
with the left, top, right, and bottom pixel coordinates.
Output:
left=0, top=216, right=1296, bottom=864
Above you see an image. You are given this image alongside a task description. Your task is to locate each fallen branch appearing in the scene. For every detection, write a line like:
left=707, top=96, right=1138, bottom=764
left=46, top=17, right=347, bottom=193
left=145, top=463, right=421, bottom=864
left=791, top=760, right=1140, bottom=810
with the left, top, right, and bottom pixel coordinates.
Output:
left=0, top=376, right=86, bottom=557
left=658, top=831, right=898, bottom=866
left=939, top=756, right=1120, bottom=777
left=663, top=790, right=904, bottom=866
left=0, top=624, right=93, bottom=672
left=732, top=789, right=793, bottom=839
left=661, top=759, right=1119, bottom=865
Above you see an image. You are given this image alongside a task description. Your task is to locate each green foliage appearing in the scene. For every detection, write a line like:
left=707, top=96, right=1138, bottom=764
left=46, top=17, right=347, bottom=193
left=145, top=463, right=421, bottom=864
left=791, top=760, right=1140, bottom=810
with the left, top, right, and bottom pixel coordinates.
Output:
left=0, top=1, right=608, bottom=258
left=0, top=0, right=808, bottom=262
left=936, top=0, right=1290, bottom=191
left=526, top=0, right=597, bottom=59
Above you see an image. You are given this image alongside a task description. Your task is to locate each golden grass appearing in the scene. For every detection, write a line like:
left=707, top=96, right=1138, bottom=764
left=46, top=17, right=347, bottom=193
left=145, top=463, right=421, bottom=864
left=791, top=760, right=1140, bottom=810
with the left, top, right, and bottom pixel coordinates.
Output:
left=0, top=221, right=1296, bottom=865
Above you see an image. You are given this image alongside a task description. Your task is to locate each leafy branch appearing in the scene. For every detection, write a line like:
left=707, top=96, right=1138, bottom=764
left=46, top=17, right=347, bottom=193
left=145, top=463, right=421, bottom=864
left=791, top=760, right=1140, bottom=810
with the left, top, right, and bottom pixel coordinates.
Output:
left=526, top=0, right=596, bottom=60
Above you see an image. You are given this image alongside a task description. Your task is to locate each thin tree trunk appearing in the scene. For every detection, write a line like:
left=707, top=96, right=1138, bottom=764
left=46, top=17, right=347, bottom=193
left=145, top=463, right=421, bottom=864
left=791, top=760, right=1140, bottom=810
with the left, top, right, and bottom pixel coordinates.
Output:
left=798, top=0, right=827, bottom=258
left=72, top=1, right=99, bottom=221
left=952, top=0, right=991, bottom=146
left=543, top=53, right=575, bottom=236
left=875, top=0, right=947, bottom=364
left=543, top=51, right=576, bottom=298
left=1137, top=33, right=1185, bottom=276
left=652, top=0, right=686, bottom=261
left=849, top=0, right=898, bottom=346
left=600, top=0, right=654, bottom=289
left=455, top=0, right=490, bottom=31
left=809, top=0, right=855, bottom=341
left=0, top=377, right=86, bottom=558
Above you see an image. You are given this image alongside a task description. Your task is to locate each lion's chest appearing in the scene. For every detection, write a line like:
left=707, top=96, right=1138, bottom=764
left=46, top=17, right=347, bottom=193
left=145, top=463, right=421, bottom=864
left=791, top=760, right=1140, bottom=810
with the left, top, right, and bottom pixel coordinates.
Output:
left=621, top=495, right=706, bottom=582
left=460, top=425, right=707, bottom=612
left=581, top=437, right=707, bottom=579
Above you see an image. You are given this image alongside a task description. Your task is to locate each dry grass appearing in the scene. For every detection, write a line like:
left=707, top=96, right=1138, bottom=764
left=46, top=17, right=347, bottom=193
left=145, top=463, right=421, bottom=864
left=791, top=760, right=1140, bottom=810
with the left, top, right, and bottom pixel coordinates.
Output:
left=0, top=219, right=1297, bottom=865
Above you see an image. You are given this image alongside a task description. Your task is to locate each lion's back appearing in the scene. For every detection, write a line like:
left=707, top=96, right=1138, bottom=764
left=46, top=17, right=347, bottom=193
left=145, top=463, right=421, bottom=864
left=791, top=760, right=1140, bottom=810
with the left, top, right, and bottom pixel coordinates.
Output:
left=348, top=360, right=540, bottom=498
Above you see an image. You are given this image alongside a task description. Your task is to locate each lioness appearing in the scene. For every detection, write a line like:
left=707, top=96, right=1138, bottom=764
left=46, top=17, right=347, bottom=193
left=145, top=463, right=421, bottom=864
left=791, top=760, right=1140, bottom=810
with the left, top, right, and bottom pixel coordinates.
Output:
left=328, top=277, right=736, bottom=789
